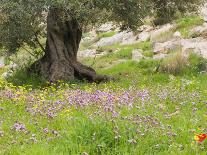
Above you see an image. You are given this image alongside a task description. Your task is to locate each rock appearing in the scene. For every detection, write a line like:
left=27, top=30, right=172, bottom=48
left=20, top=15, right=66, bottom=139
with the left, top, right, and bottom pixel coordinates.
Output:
left=78, top=49, right=97, bottom=58
left=0, top=57, right=5, bottom=68
left=190, top=23, right=207, bottom=37
left=150, top=24, right=175, bottom=42
left=132, top=49, right=143, bottom=61
left=138, top=31, right=151, bottom=42
left=121, top=32, right=138, bottom=45
left=2, top=70, right=13, bottom=79
left=153, top=53, right=168, bottom=60
left=138, top=25, right=154, bottom=32
left=97, top=22, right=115, bottom=33
left=173, top=31, right=182, bottom=39
left=181, top=38, right=207, bottom=58
left=201, top=3, right=207, bottom=22
left=8, top=62, right=18, bottom=70
left=78, top=49, right=108, bottom=58
left=96, top=31, right=133, bottom=47
left=153, top=39, right=181, bottom=54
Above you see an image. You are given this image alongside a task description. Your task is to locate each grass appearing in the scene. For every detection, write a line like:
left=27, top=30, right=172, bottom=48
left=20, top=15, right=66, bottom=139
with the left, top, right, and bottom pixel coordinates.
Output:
left=1, top=55, right=207, bottom=154
left=98, top=31, right=117, bottom=38
left=175, top=16, right=204, bottom=38
left=0, top=60, right=207, bottom=155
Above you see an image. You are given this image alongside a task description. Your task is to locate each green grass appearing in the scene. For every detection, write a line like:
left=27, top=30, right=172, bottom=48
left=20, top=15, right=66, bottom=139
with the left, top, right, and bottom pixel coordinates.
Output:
left=1, top=57, right=207, bottom=154
left=98, top=31, right=117, bottom=38
left=175, top=16, right=204, bottom=38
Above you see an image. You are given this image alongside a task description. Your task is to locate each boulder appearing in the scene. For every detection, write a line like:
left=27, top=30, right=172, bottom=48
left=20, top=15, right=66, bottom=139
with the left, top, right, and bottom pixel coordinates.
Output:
left=190, top=23, right=207, bottom=37
left=138, top=31, right=151, bottom=42
left=181, top=38, right=207, bottom=58
left=97, top=22, right=115, bottom=33
left=132, top=49, right=143, bottom=61
left=121, top=32, right=138, bottom=45
left=96, top=31, right=132, bottom=47
left=78, top=49, right=97, bottom=58
left=153, top=39, right=181, bottom=54
left=201, top=3, right=207, bottom=22
left=78, top=49, right=108, bottom=58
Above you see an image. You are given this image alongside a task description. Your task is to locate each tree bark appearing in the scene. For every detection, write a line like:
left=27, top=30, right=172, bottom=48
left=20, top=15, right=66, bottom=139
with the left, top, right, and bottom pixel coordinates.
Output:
left=30, top=9, right=108, bottom=83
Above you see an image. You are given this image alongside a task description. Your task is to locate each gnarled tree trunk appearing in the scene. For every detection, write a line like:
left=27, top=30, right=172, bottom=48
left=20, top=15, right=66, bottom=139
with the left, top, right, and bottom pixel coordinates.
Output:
left=30, top=9, right=108, bottom=83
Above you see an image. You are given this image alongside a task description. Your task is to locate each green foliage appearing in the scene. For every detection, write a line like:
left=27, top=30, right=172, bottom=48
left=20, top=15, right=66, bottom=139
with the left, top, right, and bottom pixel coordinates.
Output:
left=159, top=52, right=207, bottom=75
left=153, top=0, right=204, bottom=25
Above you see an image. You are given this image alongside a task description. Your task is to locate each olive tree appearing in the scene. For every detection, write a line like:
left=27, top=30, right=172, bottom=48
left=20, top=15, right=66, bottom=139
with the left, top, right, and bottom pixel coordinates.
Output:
left=0, top=0, right=203, bottom=82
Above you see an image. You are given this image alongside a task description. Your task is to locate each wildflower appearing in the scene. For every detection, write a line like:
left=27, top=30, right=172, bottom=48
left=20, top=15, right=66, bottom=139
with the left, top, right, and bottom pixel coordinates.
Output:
left=52, top=130, right=58, bottom=136
left=194, top=134, right=207, bottom=143
left=12, top=122, right=26, bottom=132
left=43, top=128, right=49, bottom=134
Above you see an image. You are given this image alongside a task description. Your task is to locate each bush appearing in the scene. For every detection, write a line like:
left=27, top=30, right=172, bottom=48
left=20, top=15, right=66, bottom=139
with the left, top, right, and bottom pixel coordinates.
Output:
left=153, top=0, right=204, bottom=25
left=158, top=52, right=188, bottom=74
left=158, top=52, right=207, bottom=75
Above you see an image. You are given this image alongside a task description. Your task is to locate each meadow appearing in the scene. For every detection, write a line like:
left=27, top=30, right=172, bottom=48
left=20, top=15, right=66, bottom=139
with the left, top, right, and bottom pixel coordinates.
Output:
left=0, top=57, right=207, bottom=154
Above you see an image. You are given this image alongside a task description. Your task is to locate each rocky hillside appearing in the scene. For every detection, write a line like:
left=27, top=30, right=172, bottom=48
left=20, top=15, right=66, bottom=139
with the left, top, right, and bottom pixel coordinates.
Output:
left=77, top=4, right=207, bottom=70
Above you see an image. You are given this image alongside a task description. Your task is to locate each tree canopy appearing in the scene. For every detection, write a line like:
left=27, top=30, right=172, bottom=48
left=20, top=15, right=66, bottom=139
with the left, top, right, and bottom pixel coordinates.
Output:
left=0, top=0, right=152, bottom=54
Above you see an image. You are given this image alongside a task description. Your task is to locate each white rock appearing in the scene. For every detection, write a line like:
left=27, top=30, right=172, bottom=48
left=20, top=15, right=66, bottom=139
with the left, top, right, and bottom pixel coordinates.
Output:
left=96, top=31, right=132, bottom=47
left=173, top=31, right=182, bottom=39
left=97, top=22, right=115, bottom=33
left=190, top=23, right=207, bottom=35
left=181, top=38, right=207, bottom=58
left=150, top=24, right=175, bottom=42
left=153, top=39, right=181, bottom=54
left=8, top=62, right=18, bottom=70
left=0, top=57, right=5, bottom=68
left=121, top=32, right=138, bottom=45
left=153, top=53, right=168, bottom=60
left=138, top=31, right=151, bottom=42
left=78, top=49, right=97, bottom=58
left=2, top=70, right=13, bottom=79
left=201, top=3, right=207, bottom=22
left=132, top=49, right=143, bottom=61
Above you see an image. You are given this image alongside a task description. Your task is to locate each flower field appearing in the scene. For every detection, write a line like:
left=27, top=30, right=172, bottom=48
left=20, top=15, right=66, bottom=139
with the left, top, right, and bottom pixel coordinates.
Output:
left=0, top=68, right=207, bottom=154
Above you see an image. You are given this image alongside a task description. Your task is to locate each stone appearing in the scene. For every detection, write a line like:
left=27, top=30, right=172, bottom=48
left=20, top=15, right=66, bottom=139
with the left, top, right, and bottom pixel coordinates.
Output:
left=132, top=49, right=143, bottom=61
left=2, top=70, right=13, bottom=79
left=138, top=31, right=151, bottom=42
left=150, top=24, right=175, bottom=42
left=190, top=23, right=207, bottom=37
left=153, top=39, right=181, bottom=54
left=121, top=32, right=138, bottom=45
left=181, top=38, right=207, bottom=58
left=201, top=3, right=207, bottom=22
left=153, top=53, right=168, bottom=60
left=0, top=57, right=5, bottom=68
left=173, top=31, right=182, bottom=39
left=96, top=31, right=133, bottom=47
left=78, top=49, right=97, bottom=58
left=78, top=49, right=109, bottom=58
left=97, top=22, right=115, bottom=33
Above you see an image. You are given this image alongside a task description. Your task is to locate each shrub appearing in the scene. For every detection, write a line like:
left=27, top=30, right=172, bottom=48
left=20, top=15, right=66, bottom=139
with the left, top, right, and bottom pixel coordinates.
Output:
left=153, top=0, right=204, bottom=25
left=158, top=52, right=207, bottom=75
left=158, top=52, right=188, bottom=74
